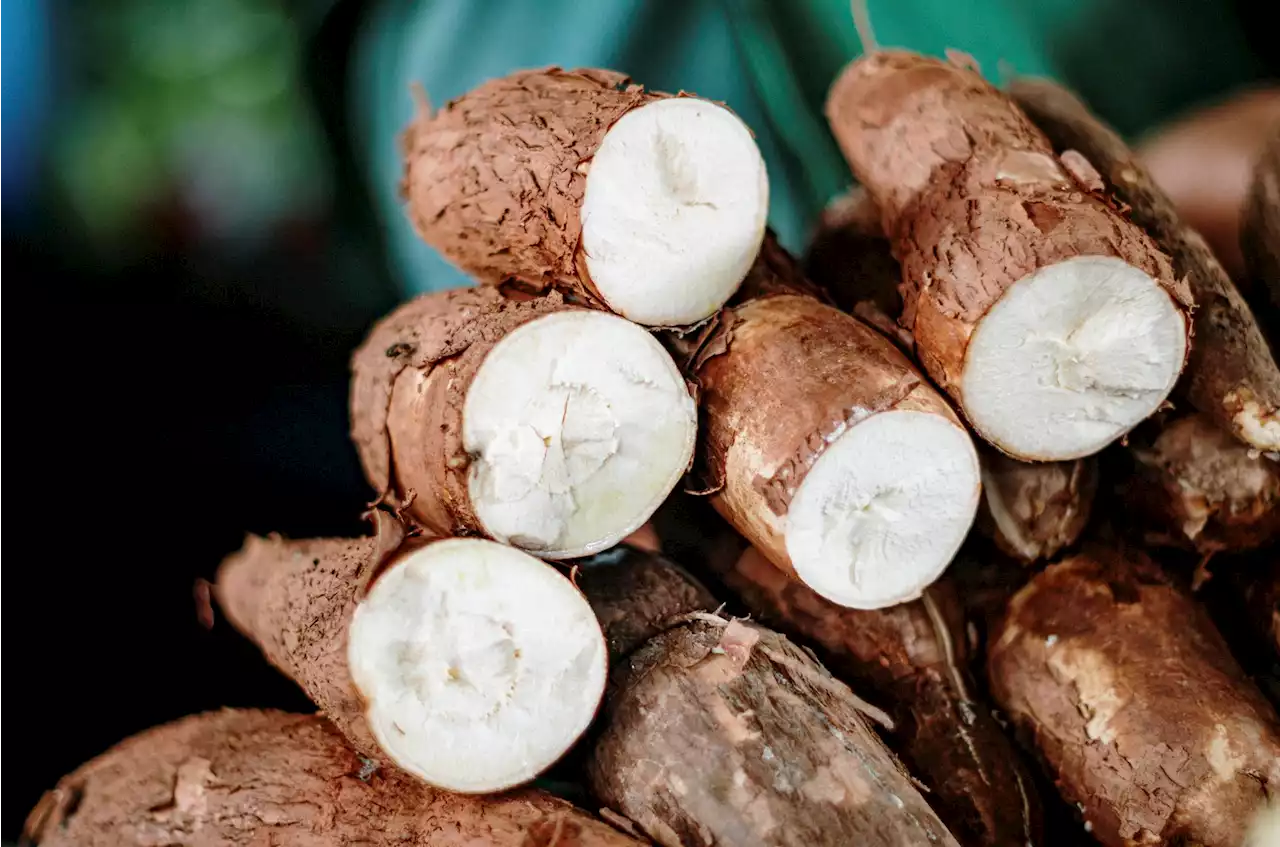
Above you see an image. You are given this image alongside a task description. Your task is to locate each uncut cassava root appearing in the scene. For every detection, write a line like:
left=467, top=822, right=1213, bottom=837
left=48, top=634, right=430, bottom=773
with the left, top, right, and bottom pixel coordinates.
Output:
left=988, top=545, right=1280, bottom=847
left=1010, top=77, right=1280, bottom=454
left=683, top=245, right=980, bottom=609
left=215, top=515, right=606, bottom=793
left=402, top=67, right=768, bottom=327
left=710, top=546, right=1041, bottom=847
left=583, top=572, right=959, bottom=847
left=351, top=287, right=696, bottom=558
left=827, top=51, right=1191, bottom=461
left=23, top=710, right=642, bottom=847
left=1124, top=412, right=1280, bottom=553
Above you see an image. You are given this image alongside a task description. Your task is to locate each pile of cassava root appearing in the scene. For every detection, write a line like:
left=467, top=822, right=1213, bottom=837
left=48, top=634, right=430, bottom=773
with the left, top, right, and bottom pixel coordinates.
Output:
left=26, top=51, right=1280, bottom=847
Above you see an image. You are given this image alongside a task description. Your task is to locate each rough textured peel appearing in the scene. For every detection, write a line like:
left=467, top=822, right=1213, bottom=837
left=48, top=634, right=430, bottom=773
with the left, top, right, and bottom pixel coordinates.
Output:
left=216, top=518, right=607, bottom=792
left=1242, top=128, right=1280, bottom=318
left=351, top=288, right=697, bottom=558
left=1125, top=413, right=1280, bottom=553
left=23, top=710, right=642, bottom=847
left=826, top=52, right=1192, bottom=461
left=401, top=67, right=767, bottom=326
left=988, top=545, right=1280, bottom=847
left=684, top=257, right=980, bottom=608
left=978, top=449, right=1097, bottom=563
left=588, top=614, right=960, bottom=847
left=1011, top=76, right=1280, bottom=453
left=710, top=546, right=1042, bottom=847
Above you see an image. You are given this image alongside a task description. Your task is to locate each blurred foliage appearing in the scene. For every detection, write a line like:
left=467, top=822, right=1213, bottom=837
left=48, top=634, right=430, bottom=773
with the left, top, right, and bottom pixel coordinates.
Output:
left=52, top=0, right=330, bottom=253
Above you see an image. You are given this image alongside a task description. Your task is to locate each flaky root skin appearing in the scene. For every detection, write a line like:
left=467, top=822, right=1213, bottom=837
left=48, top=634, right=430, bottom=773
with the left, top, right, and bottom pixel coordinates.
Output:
left=988, top=546, right=1280, bottom=847
left=588, top=616, right=958, bottom=847
left=1125, top=413, right=1280, bottom=553
left=710, top=548, right=1042, bottom=847
left=827, top=53, right=1192, bottom=460
left=23, top=710, right=642, bottom=847
left=978, top=450, right=1097, bottom=563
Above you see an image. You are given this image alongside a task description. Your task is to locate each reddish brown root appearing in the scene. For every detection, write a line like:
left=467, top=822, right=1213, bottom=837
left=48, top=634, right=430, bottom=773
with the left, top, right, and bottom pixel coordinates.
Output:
left=988, top=545, right=1280, bottom=846
left=23, top=710, right=642, bottom=847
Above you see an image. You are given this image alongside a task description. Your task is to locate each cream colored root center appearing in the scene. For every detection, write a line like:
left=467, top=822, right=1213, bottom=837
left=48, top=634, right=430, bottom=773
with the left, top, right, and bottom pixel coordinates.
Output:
left=962, top=255, right=1187, bottom=461
left=464, top=310, right=697, bottom=559
left=580, top=98, right=769, bottom=326
left=347, top=539, right=607, bottom=793
left=785, top=410, right=981, bottom=610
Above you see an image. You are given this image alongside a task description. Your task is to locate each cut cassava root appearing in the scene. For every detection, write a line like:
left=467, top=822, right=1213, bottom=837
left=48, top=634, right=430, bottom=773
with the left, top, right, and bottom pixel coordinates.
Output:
left=351, top=287, right=696, bottom=559
left=215, top=516, right=607, bottom=793
left=1010, top=77, right=1280, bottom=454
left=23, top=710, right=642, bottom=847
left=988, top=545, right=1280, bottom=847
left=711, top=546, right=1041, bottom=847
left=579, top=552, right=959, bottom=847
left=979, top=448, right=1097, bottom=563
left=826, top=51, right=1191, bottom=461
left=684, top=250, right=980, bottom=609
left=402, top=67, right=768, bottom=327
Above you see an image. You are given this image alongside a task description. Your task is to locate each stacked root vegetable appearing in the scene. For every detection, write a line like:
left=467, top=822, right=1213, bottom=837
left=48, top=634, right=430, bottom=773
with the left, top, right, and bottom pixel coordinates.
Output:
left=25, top=54, right=1280, bottom=847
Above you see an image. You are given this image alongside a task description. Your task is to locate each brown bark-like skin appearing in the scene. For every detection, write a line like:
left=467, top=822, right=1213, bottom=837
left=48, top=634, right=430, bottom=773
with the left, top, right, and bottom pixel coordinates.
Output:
left=349, top=287, right=567, bottom=535
left=23, top=710, right=642, bottom=847
left=988, top=546, right=1280, bottom=847
left=576, top=545, right=717, bottom=661
left=214, top=513, right=413, bottom=763
left=684, top=251, right=965, bottom=575
left=1124, top=413, right=1280, bottom=553
left=588, top=614, right=959, bottom=847
left=1242, top=129, right=1280, bottom=313
left=708, top=547, right=1041, bottom=847
left=402, top=67, right=661, bottom=301
left=978, top=449, right=1097, bottom=563
left=826, top=54, right=1191, bottom=429
left=1011, top=77, right=1280, bottom=453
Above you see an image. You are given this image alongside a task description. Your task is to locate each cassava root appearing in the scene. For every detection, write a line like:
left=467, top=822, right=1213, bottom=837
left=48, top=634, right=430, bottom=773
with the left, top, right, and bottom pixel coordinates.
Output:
left=1123, top=412, right=1280, bottom=553
left=681, top=243, right=980, bottom=609
left=402, top=67, right=768, bottom=326
left=580, top=550, right=959, bottom=847
left=23, top=710, right=642, bottom=847
left=827, top=51, right=1191, bottom=461
left=1242, top=127, right=1280, bottom=318
left=350, top=287, right=696, bottom=559
left=1011, top=76, right=1280, bottom=454
left=988, top=545, right=1280, bottom=846
left=215, top=514, right=607, bottom=792
left=710, top=546, right=1042, bottom=847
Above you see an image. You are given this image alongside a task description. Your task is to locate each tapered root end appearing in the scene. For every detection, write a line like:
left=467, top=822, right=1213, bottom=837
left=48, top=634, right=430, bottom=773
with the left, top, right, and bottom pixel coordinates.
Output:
left=785, top=409, right=981, bottom=609
left=961, top=255, right=1188, bottom=460
left=582, top=98, right=768, bottom=326
left=464, top=310, right=697, bottom=559
left=347, top=539, right=607, bottom=793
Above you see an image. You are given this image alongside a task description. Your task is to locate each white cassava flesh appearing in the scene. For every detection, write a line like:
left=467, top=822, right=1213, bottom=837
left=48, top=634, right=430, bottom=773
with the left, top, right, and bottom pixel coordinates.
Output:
left=348, top=538, right=607, bottom=793
left=785, top=410, right=982, bottom=609
left=962, top=255, right=1187, bottom=460
left=581, top=98, right=769, bottom=326
left=464, top=310, right=696, bottom=558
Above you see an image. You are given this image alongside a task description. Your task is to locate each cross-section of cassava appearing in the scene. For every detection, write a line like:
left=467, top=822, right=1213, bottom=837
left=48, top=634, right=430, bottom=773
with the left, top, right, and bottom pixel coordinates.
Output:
left=1009, top=77, right=1280, bottom=454
left=1124, top=413, right=1280, bottom=553
left=402, top=67, right=768, bottom=326
left=988, top=545, right=1280, bottom=847
left=683, top=249, right=980, bottom=609
left=826, top=52, right=1192, bottom=461
left=710, top=546, right=1041, bottom=847
left=580, top=552, right=960, bottom=847
left=23, top=710, right=642, bottom=847
left=351, top=287, right=696, bottom=559
left=215, top=514, right=607, bottom=793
